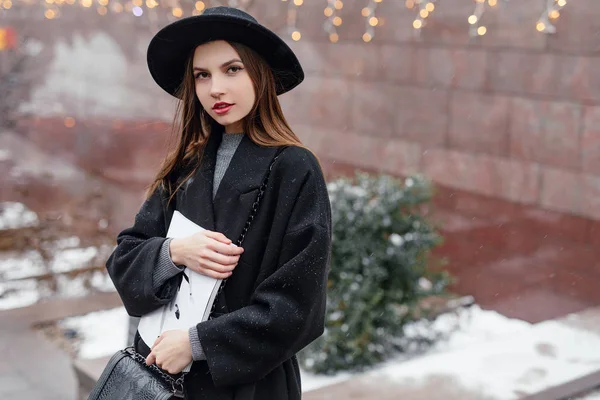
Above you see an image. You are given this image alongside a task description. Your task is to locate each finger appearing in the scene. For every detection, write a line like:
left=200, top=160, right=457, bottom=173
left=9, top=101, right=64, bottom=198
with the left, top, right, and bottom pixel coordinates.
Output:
left=167, top=365, right=181, bottom=375
left=204, top=250, right=240, bottom=265
left=195, top=266, right=234, bottom=279
left=207, top=240, right=244, bottom=255
left=200, top=258, right=237, bottom=273
left=146, top=352, right=156, bottom=366
left=204, top=230, right=232, bottom=244
left=197, top=265, right=234, bottom=279
left=152, top=335, right=164, bottom=349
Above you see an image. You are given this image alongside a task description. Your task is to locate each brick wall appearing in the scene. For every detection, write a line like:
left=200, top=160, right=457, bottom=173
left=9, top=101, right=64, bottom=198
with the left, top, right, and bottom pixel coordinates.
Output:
left=278, top=0, right=600, bottom=221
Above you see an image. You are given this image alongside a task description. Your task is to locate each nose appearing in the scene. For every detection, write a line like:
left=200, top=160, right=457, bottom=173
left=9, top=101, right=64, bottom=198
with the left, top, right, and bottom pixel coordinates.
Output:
left=210, top=76, right=225, bottom=99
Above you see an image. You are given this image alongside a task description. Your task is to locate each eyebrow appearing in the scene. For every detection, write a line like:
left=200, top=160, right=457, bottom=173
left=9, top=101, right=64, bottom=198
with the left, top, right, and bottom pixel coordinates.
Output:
left=193, top=58, right=243, bottom=71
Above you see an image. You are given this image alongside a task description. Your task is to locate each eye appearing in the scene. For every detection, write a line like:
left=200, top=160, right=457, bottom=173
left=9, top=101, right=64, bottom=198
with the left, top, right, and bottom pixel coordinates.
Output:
left=195, top=71, right=209, bottom=79
left=227, top=65, right=243, bottom=74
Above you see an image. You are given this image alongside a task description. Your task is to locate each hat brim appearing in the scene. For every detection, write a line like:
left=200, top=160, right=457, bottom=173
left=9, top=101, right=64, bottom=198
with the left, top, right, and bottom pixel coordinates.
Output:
left=147, top=15, right=304, bottom=98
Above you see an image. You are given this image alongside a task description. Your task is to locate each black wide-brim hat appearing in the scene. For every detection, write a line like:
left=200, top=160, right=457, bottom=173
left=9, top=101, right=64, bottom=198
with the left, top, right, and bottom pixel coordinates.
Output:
left=147, top=6, right=304, bottom=98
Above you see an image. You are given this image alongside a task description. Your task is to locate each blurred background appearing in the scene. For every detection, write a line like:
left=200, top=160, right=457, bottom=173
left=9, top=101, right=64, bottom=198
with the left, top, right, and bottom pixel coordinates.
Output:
left=1, top=0, right=600, bottom=399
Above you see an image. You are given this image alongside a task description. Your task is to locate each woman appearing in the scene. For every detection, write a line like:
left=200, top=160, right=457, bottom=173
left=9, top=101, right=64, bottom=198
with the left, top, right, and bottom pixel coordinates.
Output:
left=105, top=6, right=332, bottom=400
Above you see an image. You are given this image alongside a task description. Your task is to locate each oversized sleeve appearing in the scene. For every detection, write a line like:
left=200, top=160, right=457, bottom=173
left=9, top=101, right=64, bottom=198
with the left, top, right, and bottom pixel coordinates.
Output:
left=106, top=186, right=181, bottom=317
left=194, top=150, right=332, bottom=387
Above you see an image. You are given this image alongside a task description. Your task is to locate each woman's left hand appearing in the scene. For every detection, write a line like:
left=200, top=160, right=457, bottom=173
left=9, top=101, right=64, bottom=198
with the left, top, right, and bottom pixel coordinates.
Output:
left=145, top=330, right=193, bottom=374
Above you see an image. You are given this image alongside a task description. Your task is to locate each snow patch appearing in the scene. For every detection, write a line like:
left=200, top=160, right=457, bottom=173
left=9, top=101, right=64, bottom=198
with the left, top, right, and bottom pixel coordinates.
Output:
left=0, top=202, right=39, bottom=229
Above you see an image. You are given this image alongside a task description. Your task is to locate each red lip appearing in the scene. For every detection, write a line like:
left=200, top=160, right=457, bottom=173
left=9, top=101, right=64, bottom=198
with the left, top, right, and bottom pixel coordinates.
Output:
left=212, top=102, right=232, bottom=109
left=212, top=102, right=234, bottom=115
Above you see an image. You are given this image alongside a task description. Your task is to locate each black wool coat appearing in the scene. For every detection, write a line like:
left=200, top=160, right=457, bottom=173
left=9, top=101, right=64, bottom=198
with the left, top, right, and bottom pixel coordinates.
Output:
left=106, top=131, right=332, bottom=400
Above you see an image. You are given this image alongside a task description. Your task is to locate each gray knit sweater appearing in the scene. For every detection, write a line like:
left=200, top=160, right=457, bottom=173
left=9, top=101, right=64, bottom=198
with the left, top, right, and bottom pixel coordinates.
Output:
left=151, top=132, right=244, bottom=361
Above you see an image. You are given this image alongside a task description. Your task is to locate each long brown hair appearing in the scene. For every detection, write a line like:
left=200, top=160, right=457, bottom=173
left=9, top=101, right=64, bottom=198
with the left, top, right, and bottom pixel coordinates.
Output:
left=146, top=41, right=306, bottom=204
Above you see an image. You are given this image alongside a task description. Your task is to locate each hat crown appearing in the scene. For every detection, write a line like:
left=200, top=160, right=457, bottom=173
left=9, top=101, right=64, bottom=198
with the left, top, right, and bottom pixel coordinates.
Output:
left=202, top=6, right=258, bottom=24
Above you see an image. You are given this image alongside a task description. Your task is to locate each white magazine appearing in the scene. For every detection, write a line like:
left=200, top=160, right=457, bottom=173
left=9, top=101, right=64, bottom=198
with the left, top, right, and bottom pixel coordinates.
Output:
left=137, top=210, right=224, bottom=371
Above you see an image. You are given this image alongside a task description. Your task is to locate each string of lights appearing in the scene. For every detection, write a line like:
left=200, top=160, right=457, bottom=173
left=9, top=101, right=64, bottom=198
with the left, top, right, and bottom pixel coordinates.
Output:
left=282, top=0, right=302, bottom=41
left=323, top=0, right=342, bottom=43
left=0, top=0, right=247, bottom=20
left=0, top=0, right=569, bottom=39
left=468, top=0, right=489, bottom=38
left=406, top=0, right=438, bottom=37
left=360, top=0, right=381, bottom=43
left=536, top=0, right=566, bottom=34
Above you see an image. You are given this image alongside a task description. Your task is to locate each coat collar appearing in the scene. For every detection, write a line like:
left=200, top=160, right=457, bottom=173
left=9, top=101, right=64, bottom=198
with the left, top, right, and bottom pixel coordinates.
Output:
left=177, top=131, right=280, bottom=243
left=214, top=134, right=280, bottom=242
left=176, top=130, right=219, bottom=232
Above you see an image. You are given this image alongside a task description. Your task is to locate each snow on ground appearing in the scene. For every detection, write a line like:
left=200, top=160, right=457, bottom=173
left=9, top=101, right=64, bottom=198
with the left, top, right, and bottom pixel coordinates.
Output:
left=365, top=317, right=600, bottom=399
left=402, top=303, right=531, bottom=353
left=0, top=202, right=39, bottom=229
left=0, top=250, right=46, bottom=280
left=58, top=304, right=532, bottom=393
left=0, top=270, right=116, bottom=310
left=60, top=307, right=130, bottom=360
left=0, top=245, right=113, bottom=281
left=0, top=245, right=116, bottom=310
left=0, top=279, right=46, bottom=311
left=0, top=202, right=115, bottom=310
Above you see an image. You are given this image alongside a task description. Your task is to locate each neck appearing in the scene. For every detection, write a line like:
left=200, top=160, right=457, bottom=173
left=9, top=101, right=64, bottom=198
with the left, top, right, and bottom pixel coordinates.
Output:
left=225, top=122, right=244, bottom=134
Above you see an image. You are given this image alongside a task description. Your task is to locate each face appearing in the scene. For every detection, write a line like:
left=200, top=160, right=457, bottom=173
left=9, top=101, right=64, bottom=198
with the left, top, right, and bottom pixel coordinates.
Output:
left=193, top=40, right=256, bottom=134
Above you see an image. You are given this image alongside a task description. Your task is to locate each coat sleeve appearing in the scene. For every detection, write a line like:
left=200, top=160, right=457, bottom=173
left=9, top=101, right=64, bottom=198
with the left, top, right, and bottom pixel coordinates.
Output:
left=106, top=186, right=181, bottom=317
left=194, top=151, right=332, bottom=387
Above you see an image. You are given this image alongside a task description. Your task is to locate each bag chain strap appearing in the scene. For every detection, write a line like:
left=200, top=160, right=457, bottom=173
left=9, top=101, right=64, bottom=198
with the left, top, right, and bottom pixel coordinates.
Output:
left=125, top=347, right=185, bottom=398
left=207, top=150, right=282, bottom=321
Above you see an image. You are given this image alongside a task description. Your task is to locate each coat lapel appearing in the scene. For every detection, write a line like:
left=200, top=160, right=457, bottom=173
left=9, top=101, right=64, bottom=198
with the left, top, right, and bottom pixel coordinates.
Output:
left=213, top=135, right=280, bottom=243
left=176, top=131, right=222, bottom=232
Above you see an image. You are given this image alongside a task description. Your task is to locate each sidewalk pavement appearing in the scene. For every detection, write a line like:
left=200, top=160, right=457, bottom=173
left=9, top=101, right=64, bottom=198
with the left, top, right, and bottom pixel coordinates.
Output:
left=0, top=320, right=76, bottom=400
left=0, top=292, right=122, bottom=399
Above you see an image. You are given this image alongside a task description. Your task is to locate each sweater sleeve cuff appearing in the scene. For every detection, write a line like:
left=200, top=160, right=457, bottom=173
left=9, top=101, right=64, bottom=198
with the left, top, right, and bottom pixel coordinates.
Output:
left=152, top=238, right=183, bottom=291
left=189, top=326, right=206, bottom=361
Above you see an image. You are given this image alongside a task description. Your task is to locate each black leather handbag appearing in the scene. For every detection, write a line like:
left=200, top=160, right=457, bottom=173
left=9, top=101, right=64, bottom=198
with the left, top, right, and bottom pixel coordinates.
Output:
left=88, top=148, right=285, bottom=400
left=88, top=347, right=184, bottom=399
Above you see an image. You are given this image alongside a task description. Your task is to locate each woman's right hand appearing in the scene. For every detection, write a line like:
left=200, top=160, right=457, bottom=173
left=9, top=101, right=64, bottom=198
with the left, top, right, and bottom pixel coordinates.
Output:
left=168, top=231, right=244, bottom=279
